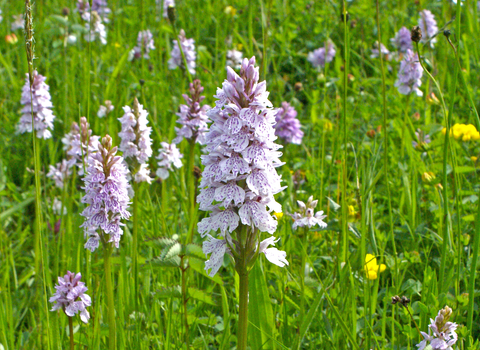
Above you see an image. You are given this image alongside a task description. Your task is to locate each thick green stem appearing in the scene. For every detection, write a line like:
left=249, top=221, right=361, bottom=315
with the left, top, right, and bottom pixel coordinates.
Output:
left=103, top=245, right=116, bottom=350
left=68, top=316, right=74, bottom=350
left=237, top=267, right=249, bottom=350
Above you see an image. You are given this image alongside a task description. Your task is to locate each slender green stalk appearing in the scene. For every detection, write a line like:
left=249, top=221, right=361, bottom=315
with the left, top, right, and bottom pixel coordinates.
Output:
left=442, top=11, right=480, bottom=343
left=132, top=181, right=139, bottom=312
left=24, top=1, right=52, bottom=348
left=299, top=227, right=308, bottom=333
left=170, top=19, right=193, bottom=84
left=103, top=244, right=116, bottom=350
left=68, top=316, right=74, bottom=350
left=340, top=0, right=349, bottom=263
left=375, top=0, right=398, bottom=291
left=414, top=42, right=451, bottom=293
left=186, top=139, right=196, bottom=244
left=444, top=37, right=480, bottom=125
left=180, top=256, right=190, bottom=347
left=467, top=200, right=480, bottom=345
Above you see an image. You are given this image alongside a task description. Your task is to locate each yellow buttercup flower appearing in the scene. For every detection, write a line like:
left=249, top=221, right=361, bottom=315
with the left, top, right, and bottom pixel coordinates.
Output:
left=422, top=171, right=436, bottom=184
left=364, top=254, right=386, bottom=280
left=324, top=120, right=333, bottom=132
left=348, top=205, right=356, bottom=217
left=442, top=123, right=480, bottom=142
left=273, top=212, right=283, bottom=220
left=225, top=6, right=237, bottom=16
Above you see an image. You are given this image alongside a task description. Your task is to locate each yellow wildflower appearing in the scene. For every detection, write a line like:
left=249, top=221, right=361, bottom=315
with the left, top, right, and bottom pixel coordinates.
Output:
left=273, top=212, right=283, bottom=220
left=348, top=205, right=356, bottom=217
left=471, top=156, right=477, bottom=162
left=442, top=123, right=480, bottom=141
left=324, top=120, right=333, bottom=132
left=364, top=254, right=386, bottom=280
left=225, top=6, right=237, bottom=16
left=422, top=171, right=436, bottom=184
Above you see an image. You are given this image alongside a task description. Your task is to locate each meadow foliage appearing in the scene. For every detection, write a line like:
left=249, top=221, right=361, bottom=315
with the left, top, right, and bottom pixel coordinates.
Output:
left=1, top=0, right=480, bottom=349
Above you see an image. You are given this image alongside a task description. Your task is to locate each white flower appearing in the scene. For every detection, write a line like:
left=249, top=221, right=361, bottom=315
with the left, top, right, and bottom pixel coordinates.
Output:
left=47, top=160, right=72, bottom=189
left=155, top=142, right=183, bottom=179
left=259, top=237, right=288, bottom=267
left=97, top=100, right=114, bottom=118
left=291, top=196, right=327, bottom=230
left=226, top=49, right=243, bottom=70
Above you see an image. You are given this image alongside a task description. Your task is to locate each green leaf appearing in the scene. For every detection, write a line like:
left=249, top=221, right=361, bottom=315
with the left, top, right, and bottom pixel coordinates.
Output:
left=455, top=166, right=476, bottom=174
left=188, top=257, right=223, bottom=285
left=326, top=196, right=341, bottom=211
left=0, top=197, right=34, bottom=222
left=161, top=242, right=182, bottom=261
left=105, top=48, right=132, bottom=99
left=188, top=287, right=216, bottom=306
left=248, top=263, right=274, bottom=349
left=292, top=287, right=325, bottom=349
left=145, top=236, right=178, bottom=248
left=185, top=244, right=205, bottom=260
left=154, top=285, right=182, bottom=299
left=145, top=255, right=181, bottom=268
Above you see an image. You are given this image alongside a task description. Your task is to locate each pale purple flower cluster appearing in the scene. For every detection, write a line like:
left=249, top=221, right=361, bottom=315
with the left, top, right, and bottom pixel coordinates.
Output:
left=77, top=0, right=111, bottom=22
left=162, top=0, right=175, bottom=18
left=168, top=29, right=196, bottom=75
left=391, top=27, right=413, bottom=53
left=129, top=30, right=155, bottom=61
left=118, top=99, right=153, bottom=183
left=395, top=49, right=423, bottom=96
left=290, top=196, right=327, bottom=230
left=82, top=11, right=107, bottom=45
left=226, top=49, right=243, bottom=70
left=17, top=71, right=55, bottom=139
left=417, top=306, right=458, bottom=350
left=370, top=42, right=391, bottom=60
left=47, top=159, right=72, bottom=189
left=198, top=56, right=288, bottom=277
left=50, top=271, right=91, bottom=323
left=80, top=135, right=131, bottom=252
left=307, top=41, right=336, bottom=69
left=62, top=117, right=100, bottom=174
left=174, top=80, right=211, bottom=145
left=419, top=9, right=438, bottom=48
left=97, top=100, right=114, bottom=118
left=412, top=129, right=431, bottom=150
left=274, top=102, right=303, bottom=145
left=156, top=142, right=183, bottom=180
left=11, top=14, right=23, bottom=31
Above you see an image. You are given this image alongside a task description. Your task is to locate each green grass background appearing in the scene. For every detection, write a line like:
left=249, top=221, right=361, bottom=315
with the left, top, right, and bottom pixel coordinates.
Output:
left=0, top=0, right=480, bottom=348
